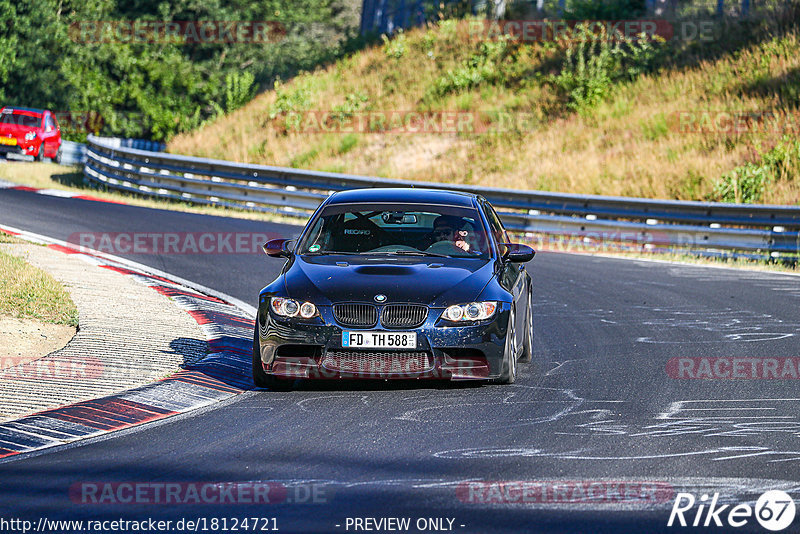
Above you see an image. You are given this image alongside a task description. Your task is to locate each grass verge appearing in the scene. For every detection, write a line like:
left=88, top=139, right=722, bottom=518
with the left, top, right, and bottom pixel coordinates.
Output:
left=0, top=249, right=79, bottom=326
left=0, top=232, right=25, bottom=245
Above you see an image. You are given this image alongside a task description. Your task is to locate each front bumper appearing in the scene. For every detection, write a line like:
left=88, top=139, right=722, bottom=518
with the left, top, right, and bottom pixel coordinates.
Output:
left=0, top=139, right=40, bottom=157
left=256, top=304, right=510, bottom=380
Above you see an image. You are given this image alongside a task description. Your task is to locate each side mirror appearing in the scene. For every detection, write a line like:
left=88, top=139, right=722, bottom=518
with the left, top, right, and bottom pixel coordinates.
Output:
left=263, top=238, right=294, bottom=258
left=501, top=243, right=535, bottom=263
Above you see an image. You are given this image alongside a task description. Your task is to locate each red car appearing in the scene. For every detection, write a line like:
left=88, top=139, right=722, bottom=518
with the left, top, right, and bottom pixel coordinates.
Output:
left=0, top=106, right=62, bottom=162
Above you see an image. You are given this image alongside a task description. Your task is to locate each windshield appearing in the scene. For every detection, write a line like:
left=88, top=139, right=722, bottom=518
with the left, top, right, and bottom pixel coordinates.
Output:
left=0, top=112, right=41, bottom=128
left=298, top=203, right=490, bottom=259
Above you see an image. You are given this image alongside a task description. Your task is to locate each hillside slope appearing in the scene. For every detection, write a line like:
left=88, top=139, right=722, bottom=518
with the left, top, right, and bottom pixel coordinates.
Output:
left=170, top=9, right=800, bottom=204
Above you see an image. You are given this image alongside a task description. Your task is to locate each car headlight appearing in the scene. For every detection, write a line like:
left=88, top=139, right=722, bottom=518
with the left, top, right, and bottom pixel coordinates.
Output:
left=442, top=301, right=497, bottom=322
left=24, top=132, right=36, bottom=141
left=271, top=297, right=318, bottom=319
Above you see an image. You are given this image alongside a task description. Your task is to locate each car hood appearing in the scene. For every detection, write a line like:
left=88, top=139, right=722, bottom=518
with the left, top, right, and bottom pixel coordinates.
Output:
left=283, top=256, right=495, bottom=307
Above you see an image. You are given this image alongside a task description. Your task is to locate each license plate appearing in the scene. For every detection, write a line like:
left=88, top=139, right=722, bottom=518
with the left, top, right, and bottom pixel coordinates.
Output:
left=343, top=331, right=416, bottom=349
left=0, top=137, right=17, bottom=146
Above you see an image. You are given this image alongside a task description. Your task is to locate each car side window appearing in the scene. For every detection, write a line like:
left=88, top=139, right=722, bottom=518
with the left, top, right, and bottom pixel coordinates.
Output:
left=484, top=203, right=509, bottom=245
left=45, top=115, right=54, bottom=132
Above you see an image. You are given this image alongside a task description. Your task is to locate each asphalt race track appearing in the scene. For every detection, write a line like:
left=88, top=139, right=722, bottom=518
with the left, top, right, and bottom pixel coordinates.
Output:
left=1, top=188, right=800, bottom=533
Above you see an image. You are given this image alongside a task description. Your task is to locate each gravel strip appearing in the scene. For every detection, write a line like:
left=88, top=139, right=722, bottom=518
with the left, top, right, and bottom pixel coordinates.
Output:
left=0, top=244, right=207, bottom=422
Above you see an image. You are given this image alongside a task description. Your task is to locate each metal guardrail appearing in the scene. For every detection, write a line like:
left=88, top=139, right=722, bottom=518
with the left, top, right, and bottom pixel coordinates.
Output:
left=84, top=135, right=800, bottom=258
left=59, top=138, right=166, bottom=167
left=59, top=141, right=87, bottom=166
left=91, top=136, right=167, bottom=153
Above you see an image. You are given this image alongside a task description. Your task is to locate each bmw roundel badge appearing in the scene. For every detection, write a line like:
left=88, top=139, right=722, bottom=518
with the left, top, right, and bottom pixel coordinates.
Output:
left=374, top=294, right=387, bottom=303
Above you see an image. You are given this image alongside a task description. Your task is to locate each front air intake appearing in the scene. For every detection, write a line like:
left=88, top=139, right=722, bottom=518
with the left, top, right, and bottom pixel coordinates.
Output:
left=333, top=303, right=378, bottom=327
left=381, top=304, right=428, bottom=328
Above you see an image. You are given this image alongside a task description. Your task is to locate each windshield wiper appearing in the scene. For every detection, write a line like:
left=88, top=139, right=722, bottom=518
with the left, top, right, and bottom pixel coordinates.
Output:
left=380, top=250, right=451, bottom=258
left=302, top=250, right=360, bottom=256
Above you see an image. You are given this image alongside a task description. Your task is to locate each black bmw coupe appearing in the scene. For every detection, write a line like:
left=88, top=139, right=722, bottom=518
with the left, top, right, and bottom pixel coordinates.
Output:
left=254, top=188, right=535, bottom=389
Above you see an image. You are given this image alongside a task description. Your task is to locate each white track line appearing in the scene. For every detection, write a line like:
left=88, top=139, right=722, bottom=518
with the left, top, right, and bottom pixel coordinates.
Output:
left=0, top=223, right=256, bottom=317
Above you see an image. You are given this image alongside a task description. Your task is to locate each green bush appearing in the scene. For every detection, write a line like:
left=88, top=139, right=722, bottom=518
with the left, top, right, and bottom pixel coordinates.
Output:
left=640, top=112, right=669, bottom=140
left=382, top=30, right=407, bottom=59
left=762, top=135, right=800, bottom=182
left=552, top=31, right=619, bottom=114
left=713, top=136, right=800, bottom=203
left=713, top=162, right=772, bottom=203
left=427, top=36, right=516, bottom=98
left=224, top=71, right=257, bottom=114
left=551, top=25, right=665, bottom=114
left=623, top=36, right=666, bottom=78
left=332, top=92, right=369, bottom=120
left=338, top=133, right=359, bottom=154
left=269, top=81, right=312, bottom=119
left=290, top=147, right=320, bottom=168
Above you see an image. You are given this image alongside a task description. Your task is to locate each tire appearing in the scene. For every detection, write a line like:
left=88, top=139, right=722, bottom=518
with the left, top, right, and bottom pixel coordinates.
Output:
left=496, top=306, right=517, bottom=384
left=519, top=280, right=533, bottom=363
left=252, top=327, right=293, bottom=391
left=35, top=142, right=45, bottom=162
left=54, top=145, right=63, bottom=164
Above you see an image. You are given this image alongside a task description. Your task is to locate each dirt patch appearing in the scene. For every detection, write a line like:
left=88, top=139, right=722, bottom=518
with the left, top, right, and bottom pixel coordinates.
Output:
left=353, top=135, right=462, bottom=178
left=0, top=316, right=76, bottom=369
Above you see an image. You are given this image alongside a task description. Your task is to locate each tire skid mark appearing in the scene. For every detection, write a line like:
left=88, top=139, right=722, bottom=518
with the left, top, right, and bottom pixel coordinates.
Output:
left=393, top=386, right=584, bottom=429
left=431, top=398, right=800, bottom=464
left=433, top=445, right=800, bottom=463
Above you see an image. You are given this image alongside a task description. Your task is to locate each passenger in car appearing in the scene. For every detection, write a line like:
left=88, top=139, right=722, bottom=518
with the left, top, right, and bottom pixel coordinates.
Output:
left=454, top=227, right=471, bottom=253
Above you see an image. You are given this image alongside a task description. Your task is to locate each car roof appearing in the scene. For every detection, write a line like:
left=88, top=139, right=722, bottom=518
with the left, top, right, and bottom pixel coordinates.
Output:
left=326, top=188, right=478, bottom=207
left=1, top=106, right=45, bottom=116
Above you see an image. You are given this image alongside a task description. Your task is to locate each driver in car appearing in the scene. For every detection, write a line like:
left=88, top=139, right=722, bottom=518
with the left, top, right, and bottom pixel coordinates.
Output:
left=420, top=215, right=471, bottom=252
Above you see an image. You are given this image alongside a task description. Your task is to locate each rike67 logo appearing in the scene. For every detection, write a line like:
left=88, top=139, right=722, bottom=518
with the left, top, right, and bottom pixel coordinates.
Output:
left=668, top=490, right=796, bottom=531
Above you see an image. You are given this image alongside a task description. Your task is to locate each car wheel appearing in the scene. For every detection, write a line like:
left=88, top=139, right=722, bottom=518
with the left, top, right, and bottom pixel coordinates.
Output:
left=496, top=306, right=517, bottom=384
left=54, top=146, right=63, bottom=164
left=35, top=142, right=45, bottom=162
left=520, top=281, right=533, bottom=363
left=252, top=327, right=293, bottom=391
